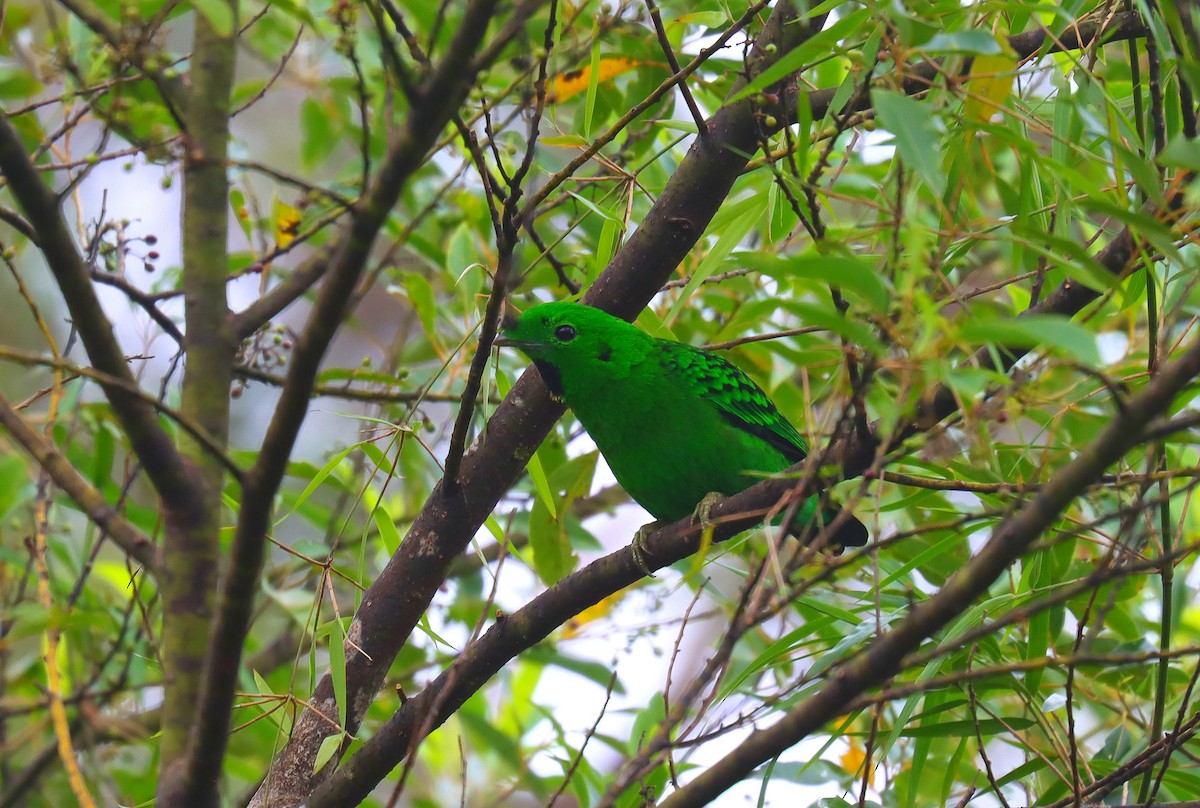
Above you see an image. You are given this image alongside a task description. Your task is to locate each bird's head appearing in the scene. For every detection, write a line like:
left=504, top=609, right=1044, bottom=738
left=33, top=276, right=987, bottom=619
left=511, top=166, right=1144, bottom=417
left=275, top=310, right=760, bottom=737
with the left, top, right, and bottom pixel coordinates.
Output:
left=495, top=302, right=640, bottom=391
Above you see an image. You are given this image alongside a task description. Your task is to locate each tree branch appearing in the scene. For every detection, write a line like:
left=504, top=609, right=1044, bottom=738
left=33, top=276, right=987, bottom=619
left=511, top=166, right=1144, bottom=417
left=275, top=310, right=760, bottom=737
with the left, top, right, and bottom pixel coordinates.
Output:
left=656, top=313, right=1200, bottom=808
left=252, top=3, right=841, bottom=804
left=221, top=3, right=536, bottom=804
left=313, top=46, right=1185, bottom=805
left=0, top=110, right=205, bottom=536
left=155, top=0, right=240, bottom=800
left=0, top=394, right=157, bottom=571
left=789, top=12, right=1147, bottom=134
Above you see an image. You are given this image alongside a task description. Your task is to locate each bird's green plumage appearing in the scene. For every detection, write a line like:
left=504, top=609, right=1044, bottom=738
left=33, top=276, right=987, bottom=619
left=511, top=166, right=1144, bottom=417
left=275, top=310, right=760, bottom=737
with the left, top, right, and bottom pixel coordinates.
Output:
left=499, top=301, right=868, bottom=548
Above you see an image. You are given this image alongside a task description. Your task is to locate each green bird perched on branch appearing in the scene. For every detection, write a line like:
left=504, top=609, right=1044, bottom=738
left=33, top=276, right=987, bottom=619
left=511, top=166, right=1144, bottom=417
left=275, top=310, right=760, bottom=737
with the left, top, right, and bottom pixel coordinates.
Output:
left=496, top=301, right=869, bottom=573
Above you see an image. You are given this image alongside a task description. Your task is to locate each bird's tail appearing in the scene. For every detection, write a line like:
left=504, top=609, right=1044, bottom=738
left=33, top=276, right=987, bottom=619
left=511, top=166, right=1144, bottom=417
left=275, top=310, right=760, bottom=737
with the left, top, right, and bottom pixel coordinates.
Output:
left=789, top=498, right=869, bottom=551
left=825, top=509, right=869, bottom=549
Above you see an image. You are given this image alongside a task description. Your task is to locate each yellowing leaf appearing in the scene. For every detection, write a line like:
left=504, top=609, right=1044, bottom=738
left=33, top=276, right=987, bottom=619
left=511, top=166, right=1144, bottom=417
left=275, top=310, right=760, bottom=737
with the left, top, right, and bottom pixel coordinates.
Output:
left=965, top=53, right=1017, bottom=123
left=273, top=197, right=302, bottom=249
left=542, top=134, right=589, bottom=148
left=549, top=58, right=646, bottom=103
left=840, top=740, right=873, bottom=785
left=562, top=590, right=625, bottom=638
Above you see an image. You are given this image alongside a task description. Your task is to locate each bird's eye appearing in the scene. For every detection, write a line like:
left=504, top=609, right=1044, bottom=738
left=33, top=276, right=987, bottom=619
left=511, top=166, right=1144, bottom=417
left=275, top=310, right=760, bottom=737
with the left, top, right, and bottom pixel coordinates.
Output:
left=554, top=324, right=577, bottom=342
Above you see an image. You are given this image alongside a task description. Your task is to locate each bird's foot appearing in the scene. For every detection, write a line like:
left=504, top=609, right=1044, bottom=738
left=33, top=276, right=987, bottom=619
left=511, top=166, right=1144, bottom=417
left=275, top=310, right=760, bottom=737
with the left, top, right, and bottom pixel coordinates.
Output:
left=631, top=493, right=724, bottom=577
left=691, top=492, right=724, bottom=567
left=630, top=521, right=662, bottom=577
left=693, top=492, right=723, bottom=531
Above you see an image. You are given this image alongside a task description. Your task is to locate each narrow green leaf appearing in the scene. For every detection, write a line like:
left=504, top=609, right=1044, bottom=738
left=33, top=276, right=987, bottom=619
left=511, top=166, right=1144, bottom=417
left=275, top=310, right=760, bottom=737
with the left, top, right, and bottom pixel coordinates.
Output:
left=313, top=733, right=343, bottom=774
left=525, top=647, right=627, bottom=693
left=400, top=271, right=439, bottom=348
left=1159, top=136, right=1200, bottom=171
left=959, top=315, right=1100, bottom=366
left=529, top=497, right=574, bottom=584
left=773, top=252, right=890, bottom=313
left=667, top=195, right=767, bottom=323
left=728, top=8, right=870, bottom=103
left=330, top=618, right=347, bottom=730
left=371, top=506, right=402, bottom=555
left=527, top=451, right=556, bottom=520
left=276, top=444, right=356, bottom=526
left=785, top=301, right=886, bottom=355
left=252, top=671, right=287, bottom=731
left=0, top=454, right=30, bottom=523
left=299, top=97, right=336, bottom=169
left=568, top=191, right=621, bottom=223
left=923, top=31, right=1003, bottom=55
left=583, top=26, right=602, bottom=137
left=871, top=89, right=946, bottom=196
left=266, top=0, right=318, bottom=26
left=593, top=216, right=619, bottom=280
left=898, top=717, right=1034, bottom=737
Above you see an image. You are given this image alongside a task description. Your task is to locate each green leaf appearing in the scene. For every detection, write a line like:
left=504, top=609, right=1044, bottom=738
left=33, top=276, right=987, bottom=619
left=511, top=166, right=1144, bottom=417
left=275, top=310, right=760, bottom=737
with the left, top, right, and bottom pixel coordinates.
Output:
left=728, top=8, right=871, bottom=103
left=329, top=618, right=347, bottom=730
left=300, top=97, right=337, bottom=169
left=959, top=315, right=1100, bottom=367
left=0, top=453, right=30, bottom=522
left=266, top=0, right=317, bottom=26
left=666, top=194, right=769, bottom=323
left=583, top=24, right=602, bottom=137
left=371, top=506, right=402, bottom=555
left=1159, top=136, right=1200, bottom=171
left=871, top=89, right=946, bottom=196
left=525, top=647, right=626, bottom=693
left=275, top=444, right=356, bottom=526
left=772, top=252, right=890, bottom=313
left=923, top=31, right=1004, bottom=55
left=190, top=0, right=234, bottom=36
left=399, top=271, right=440, bottom=349
left=899, top=717, right=1034, bottom=738
left=629, top=693, right=666, bottom=753
left=785, top=301, right=886, bottom=355
left=0, top=68, right=41, bottom=100
left=528, top=498, right=573, bottom=585
left=527, top=451, right=556, bottom=520
left=313, top=733, right=343, bottom=774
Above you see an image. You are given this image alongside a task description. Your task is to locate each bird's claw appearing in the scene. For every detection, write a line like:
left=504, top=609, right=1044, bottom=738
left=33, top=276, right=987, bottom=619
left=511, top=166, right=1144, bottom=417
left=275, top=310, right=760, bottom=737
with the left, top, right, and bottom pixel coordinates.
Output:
left=691, top=491, right=723, bottom=565
left=630, top=522, right=660, bottom=577
left=631, top=493, right=724, bottom=578
left=693, top=492, right=722, bottom=531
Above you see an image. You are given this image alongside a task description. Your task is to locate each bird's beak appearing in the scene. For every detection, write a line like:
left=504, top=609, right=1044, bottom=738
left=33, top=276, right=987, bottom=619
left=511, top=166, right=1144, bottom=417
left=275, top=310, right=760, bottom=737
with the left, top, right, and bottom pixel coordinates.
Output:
left=493, top=335, right=535, bottom=350
left=494, top=308, right=522, bottom=349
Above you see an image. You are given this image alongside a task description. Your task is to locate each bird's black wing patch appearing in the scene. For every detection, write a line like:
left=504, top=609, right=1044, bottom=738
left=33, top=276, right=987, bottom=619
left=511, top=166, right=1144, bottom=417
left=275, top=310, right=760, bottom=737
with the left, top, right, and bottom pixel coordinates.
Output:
left=658, top=341, right=809, bottom=463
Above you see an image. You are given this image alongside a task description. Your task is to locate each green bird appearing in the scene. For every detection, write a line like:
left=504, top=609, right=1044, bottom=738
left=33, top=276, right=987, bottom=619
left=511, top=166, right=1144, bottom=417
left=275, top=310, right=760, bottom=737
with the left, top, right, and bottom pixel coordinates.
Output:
left=496, top=301, right=868, bottom=571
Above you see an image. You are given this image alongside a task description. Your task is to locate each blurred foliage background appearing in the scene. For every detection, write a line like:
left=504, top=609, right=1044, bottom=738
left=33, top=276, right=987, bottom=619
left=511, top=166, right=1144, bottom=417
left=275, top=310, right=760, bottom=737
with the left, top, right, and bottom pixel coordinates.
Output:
left=1, top=0, right=1200, bottom=806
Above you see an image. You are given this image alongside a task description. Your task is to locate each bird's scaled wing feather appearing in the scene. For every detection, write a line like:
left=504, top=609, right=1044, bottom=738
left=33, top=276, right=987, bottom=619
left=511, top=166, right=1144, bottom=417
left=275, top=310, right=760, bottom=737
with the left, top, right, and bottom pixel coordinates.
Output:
left=658, top=341, right=809, bottom=462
